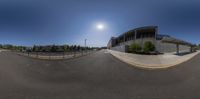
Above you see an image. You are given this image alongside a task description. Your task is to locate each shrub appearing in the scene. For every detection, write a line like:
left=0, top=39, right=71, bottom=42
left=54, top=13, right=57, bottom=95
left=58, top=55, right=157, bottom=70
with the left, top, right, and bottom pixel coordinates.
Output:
left=129, top=43, right=142, bottom=53
left=143, top=41, right=155, bottom=53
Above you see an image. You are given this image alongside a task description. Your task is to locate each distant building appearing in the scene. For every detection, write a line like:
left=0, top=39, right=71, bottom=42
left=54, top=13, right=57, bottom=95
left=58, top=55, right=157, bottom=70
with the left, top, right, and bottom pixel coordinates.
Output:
left=107, top=26, right=194, bottom=53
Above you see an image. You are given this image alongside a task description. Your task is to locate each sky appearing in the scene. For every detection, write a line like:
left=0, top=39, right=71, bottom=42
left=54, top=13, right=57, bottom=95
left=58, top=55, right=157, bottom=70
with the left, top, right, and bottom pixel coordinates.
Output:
left=0, top=0, right=200, bottom=47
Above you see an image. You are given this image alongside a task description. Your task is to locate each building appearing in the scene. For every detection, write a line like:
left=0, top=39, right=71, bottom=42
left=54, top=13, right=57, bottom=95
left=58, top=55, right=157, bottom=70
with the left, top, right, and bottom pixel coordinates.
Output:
left=107, top=26, right=194, bottom=53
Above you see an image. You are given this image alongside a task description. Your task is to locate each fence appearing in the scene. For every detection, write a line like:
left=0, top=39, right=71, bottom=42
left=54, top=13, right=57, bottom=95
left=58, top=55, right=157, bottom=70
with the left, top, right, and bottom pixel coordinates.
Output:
left=17, top=50, right=96, bottom=60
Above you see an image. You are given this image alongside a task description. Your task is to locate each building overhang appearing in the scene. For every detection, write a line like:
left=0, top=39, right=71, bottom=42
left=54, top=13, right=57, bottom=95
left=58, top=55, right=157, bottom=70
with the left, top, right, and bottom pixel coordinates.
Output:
left=161, top=37, right=193, bottom=46
left=117, top=26, right=158, bottom=37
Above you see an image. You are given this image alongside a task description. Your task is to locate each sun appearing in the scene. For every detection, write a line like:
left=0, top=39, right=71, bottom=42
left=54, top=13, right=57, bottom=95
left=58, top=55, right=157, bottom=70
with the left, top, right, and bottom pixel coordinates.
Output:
left=96, top=24, right=104, bottom=30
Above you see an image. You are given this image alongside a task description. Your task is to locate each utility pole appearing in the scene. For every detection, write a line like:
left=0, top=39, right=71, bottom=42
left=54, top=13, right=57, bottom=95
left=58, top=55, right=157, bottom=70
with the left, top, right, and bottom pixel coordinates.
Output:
left=85, top=39, right=87, bottom=53
left=85, top=39, right=87, bottom=48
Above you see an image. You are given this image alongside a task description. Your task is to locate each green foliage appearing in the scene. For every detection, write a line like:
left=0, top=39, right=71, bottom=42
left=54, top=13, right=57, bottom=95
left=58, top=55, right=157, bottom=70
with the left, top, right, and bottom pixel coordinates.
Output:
left=129, top=43, right=142, bottom=53
left=143, top=41, right=155, bottom=53
left=63, top=45, right=69, bottom=52
left=50, top=45, right=57, bottom=52
left=32, top=45, right=38, bottom=52
left=77, top=45, right=80, bottom=51
left=0, top=44, right=97, bottom=52
left=0, top=44, right=27, bottom=51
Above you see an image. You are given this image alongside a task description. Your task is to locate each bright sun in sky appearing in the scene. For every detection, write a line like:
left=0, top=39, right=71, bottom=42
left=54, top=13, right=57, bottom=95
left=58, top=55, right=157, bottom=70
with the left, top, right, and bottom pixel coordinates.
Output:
left=96, top=24, right=104, bottom=30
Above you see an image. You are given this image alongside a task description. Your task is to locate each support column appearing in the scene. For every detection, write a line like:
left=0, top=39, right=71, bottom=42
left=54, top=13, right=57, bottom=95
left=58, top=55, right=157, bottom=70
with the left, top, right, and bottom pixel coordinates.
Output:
left=154, top=27, right=158, bottom=51
left=155, top=27, right=158, bottom=39
left=176, top=44, right=179, bottom=54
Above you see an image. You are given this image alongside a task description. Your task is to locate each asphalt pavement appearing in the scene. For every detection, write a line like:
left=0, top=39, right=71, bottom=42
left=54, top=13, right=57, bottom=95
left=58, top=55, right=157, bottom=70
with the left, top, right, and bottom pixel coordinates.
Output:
left=0, top=50, right=200, bottom=99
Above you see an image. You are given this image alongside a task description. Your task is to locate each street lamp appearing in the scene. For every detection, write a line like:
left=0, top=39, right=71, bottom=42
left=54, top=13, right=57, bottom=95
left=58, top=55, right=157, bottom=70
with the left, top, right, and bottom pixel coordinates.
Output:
left=84, top=39, right=87, bottom=51
left=85, top=39, right=87, bottom=48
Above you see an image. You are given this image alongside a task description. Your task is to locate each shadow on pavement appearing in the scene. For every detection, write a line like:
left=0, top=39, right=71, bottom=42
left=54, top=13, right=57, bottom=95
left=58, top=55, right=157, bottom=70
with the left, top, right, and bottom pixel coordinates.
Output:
left=175, top=51, right=196, bottom=56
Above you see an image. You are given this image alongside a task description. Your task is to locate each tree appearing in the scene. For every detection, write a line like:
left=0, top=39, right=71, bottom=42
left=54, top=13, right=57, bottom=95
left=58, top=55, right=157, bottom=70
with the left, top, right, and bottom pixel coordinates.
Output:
left=129, top=43, right=142, bottom=53
left=73, top=45, right=77, bottom=51
left=63, top=45, right=69, bottom=52
left=51, top=45, right=57, bottom=52
left=32, top=45, right=36, bottom=52
left=0, top=44, right=2, bottom=49
left=69, top=45, right=73, bottom=51
left=57, top=46, right=64, bottom=52
left=4, top=44, right=13, bottom=50
left=143, top=41, right=155, bottom=53
left=15, top=46, right=24, bottom=51
left=77, top=45, right=80, bottom=51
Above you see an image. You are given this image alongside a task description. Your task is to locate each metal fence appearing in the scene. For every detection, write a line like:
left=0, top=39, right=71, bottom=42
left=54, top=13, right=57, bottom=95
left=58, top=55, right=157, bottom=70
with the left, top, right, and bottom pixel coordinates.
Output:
left=17, top=50, right=96, bottom=60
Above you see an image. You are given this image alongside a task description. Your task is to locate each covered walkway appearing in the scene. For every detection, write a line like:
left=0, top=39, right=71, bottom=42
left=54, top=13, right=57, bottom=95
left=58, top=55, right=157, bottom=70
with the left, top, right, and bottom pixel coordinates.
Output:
left=162, top=37, right=194, bottom=54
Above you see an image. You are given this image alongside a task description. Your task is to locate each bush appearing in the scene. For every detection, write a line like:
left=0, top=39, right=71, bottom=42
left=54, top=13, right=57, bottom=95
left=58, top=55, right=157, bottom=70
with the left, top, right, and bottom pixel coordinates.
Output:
left=129, top=43, right=142, bottom=53
left=143, top=41, right=155, bottom=53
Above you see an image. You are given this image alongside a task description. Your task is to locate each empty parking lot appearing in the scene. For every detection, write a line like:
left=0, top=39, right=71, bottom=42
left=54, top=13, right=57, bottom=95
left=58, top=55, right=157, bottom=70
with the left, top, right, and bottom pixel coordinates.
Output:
left=0, top=50, right=200, bottom=99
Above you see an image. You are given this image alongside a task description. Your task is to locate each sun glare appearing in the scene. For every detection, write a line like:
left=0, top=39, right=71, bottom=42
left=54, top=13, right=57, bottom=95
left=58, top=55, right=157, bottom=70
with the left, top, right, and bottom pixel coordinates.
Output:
left=96, top=24, right=104, bottom=30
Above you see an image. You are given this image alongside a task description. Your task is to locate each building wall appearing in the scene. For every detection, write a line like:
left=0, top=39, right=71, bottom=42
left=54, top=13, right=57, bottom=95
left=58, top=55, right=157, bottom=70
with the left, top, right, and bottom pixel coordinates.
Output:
left=134, top=38, right=156, bottom=48
left=110, top=45, right=128, bottom=52
left=108, top=26, right=191, bottom=53
left=111, top=38, right=156, bottom=52
left=179, top=45, right=191, bottom=53
left=110, top=39, right=191, bottom=53
left=156, top=40, right=191, bottom=53
left=107, top=37, right=117, bottom=49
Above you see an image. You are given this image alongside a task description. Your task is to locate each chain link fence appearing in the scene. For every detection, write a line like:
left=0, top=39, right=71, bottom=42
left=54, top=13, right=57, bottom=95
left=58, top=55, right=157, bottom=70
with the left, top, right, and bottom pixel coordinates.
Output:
left=16, top=50, right=96, bottom=60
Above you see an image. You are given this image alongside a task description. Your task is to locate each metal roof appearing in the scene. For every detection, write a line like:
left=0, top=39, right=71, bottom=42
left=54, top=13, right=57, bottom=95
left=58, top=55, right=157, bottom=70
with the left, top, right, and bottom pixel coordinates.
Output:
left=118, top=26, right=158, bottom=38
left=134, top=26, right=158, bottom=31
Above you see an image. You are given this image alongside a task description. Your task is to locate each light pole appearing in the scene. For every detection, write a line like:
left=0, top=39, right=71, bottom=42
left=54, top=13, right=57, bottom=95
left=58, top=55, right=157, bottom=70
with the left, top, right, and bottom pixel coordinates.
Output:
left=85, top=39, right=87, bottom=53
left=85, top=39, right=87, bottom=48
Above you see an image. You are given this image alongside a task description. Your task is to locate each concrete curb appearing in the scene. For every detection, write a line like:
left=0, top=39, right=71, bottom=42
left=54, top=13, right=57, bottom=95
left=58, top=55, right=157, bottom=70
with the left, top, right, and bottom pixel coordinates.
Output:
left=108, top=50, right=200, bottom=70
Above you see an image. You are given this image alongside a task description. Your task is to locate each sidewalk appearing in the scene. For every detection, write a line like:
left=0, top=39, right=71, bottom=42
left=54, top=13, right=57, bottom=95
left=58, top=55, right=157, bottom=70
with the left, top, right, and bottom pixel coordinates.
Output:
left=108, top=50, right=200, bottom=69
